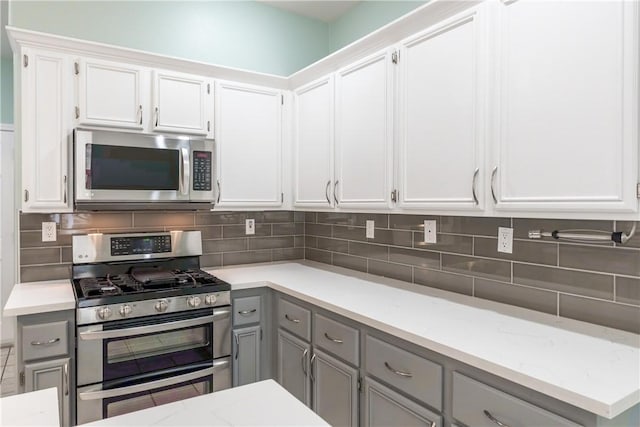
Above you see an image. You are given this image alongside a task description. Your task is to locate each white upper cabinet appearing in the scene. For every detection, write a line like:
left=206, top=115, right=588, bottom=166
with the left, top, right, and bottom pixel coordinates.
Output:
left=397, top=5, right=487, bottom=211
left=152, top=70, right=213, bottom=137
left=335, top=49, right=394, bottom=209
left=490, top=0, right=638, bottom=214
left=293, top=75, right=334, bottom=208
left=20, top=47, right=73, bottom=212
left=215, top=81, right=283, bottom=207
left=76, top=57, right=148, bottom=130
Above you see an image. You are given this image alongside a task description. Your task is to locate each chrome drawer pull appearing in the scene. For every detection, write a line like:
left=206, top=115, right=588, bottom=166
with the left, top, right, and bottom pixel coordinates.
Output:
left=302, top=348, right=309, bottom=376
left=471, top=167, right=479, bottom=205
left=324, top=332, right=343, bottom=344
left=31, top=338, right=60, bottom=346
left=238, top=309, right=257, bottom=316
left=285, top=314, right=301, bottom=323
left=384, top=361, right=413, bottom=378
left=483, top=410, right=511, bottom=427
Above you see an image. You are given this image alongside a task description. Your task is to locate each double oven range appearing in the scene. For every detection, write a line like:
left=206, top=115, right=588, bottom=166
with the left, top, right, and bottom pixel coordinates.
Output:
left=72, top=231, right=231, bottom=424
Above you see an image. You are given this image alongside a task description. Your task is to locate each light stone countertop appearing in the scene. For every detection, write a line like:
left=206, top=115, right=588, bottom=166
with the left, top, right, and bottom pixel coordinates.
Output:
left=208, top=261, right=640, bottom=420
left=80, top=379, right=328, bottom=427
left=0, top=387, right=59, bottom=426
left=3, top=279, right=75, bottom=317
left=2, top=261, right=638, bottom=420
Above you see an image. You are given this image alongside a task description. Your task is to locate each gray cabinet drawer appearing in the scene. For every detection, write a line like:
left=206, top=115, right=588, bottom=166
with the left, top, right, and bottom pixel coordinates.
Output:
left=22, top=321, right=69, bottom=362
left=365, top=335, right=442, bottom=410
left=278, top=298, right=311, bottom=341
left=452, top=373, right=583, bottom=427
left=313, top=313, right=359, bottom=366
left=233, top=296, right=261, bottom=326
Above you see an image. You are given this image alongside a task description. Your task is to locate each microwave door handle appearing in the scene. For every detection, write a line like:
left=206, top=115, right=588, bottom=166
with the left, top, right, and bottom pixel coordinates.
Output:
left=179, top=147, right=189, bottom=196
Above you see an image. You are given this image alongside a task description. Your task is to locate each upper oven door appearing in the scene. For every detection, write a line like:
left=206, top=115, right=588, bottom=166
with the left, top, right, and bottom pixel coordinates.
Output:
left=74, top=129, right=204, bottom=203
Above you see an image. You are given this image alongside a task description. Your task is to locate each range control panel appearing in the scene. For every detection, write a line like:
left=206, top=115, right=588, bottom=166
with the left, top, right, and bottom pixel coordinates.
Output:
left=111, top=235, right=172, bottom=256
left=192, top=151, right=212, bottom=191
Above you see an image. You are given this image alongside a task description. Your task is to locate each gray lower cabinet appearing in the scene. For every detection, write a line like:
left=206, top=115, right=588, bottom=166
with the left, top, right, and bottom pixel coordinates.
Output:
left=232, top=325, right=261, bottom=387
left=452, top=372, right=583, bottom=427
left=312, top=349, right=358, bottom=427
left=24, top=357, right=71, bottom=427
left=363, top=376, right=442, bottom=427
left=17, top=310, right=74, bottom=427
left=277, top=329, right=312, bottom=406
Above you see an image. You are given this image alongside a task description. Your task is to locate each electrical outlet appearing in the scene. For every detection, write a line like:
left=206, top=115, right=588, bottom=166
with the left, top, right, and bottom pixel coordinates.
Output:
left=497, top=227, right=513, bottom=254
left=245, top=219, right=255, bottom=235
left=366, top=220, right=375, bottom=239
left=42, top=222, right=57, bottom=242
left=424, top=220, right=437, bottom=244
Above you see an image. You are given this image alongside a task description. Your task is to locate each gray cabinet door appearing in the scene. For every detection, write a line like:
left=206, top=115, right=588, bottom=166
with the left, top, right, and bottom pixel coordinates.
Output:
left=312, top=349, right=358, bottom=427
left=363, top=377, right=442, bottom=427
left=277, top=329, right=311, bottom=406
left=24, top=357, right=70, bottom=427
left=233, top=325, right=261, bottom=387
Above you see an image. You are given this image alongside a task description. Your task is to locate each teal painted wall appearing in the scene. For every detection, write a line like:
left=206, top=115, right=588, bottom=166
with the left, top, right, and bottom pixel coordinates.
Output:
left=1, top=58, right=13, bottom=124
left=9, top=1, right=330, bottom=76
left=329, top=1, right=425, bottom=52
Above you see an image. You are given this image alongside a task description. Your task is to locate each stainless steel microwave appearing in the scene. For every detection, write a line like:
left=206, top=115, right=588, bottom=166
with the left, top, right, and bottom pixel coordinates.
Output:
left=74, top=129, right=215, bottom=210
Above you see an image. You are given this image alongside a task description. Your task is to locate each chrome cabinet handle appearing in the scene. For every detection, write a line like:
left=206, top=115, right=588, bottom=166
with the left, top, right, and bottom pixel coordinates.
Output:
left=301, top=348, right=309, bottom=376
left=471, top=168, right=479, bottom=205
left=490, top=166, right=498, bottom=204
left=384, top=361, right=413, bottom=378
left=285, top=314, right=300, bottom=323
left=63, top=362, right=69, bottom=396
left=238, top=309, right=257, bottom=316
left=138, top=105, right=142, bottom=125
left=63, top=175, right=67, bottom=204
left=324, top=332, right=343, bottom=344
left=234, top=334, right=239, bottom=360
left=216, top=180, right=221, bottom=204
left=325, top=180, right=331, bottom=205
left=31, top=338, right=60, bottom=346
left=484, top=410, right=511, bottom=427
left=24, top=189, right=29, bottom=202
left=310, top=353, right=316, bottom=382
left=333, top=180, right=339, bottom=205
left=154, top=107, right=159, bottom=127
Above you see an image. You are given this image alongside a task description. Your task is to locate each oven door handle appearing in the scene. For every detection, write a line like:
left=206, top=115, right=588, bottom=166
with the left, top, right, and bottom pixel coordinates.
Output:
left=78, top=359, right=229, bottom=401
left=79, top=314, right=217, bottom=341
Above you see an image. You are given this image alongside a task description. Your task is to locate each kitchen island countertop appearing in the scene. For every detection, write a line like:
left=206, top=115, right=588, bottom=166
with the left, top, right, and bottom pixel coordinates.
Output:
left=80, top=379, right=328, bottom=426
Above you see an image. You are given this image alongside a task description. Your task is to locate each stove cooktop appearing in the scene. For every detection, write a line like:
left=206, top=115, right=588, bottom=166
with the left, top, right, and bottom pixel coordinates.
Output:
left=73, top=267, right=230, bottom=308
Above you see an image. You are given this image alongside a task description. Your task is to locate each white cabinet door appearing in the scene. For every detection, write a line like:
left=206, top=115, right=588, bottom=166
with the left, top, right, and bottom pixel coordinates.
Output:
left=21, top=48, right=72, bottom=212
left=491, top=0, right=638, bottom=214
left=397, top=6, right=487, bottom=211
left=76, top=57, right=147, bottom=129
left=335, top=49, right=394, bottom=209
left=215, top=81, right=282, bottom=207
left=152, top=70, right=212, bottom=137
left=293, top=75, right=334, bottom=208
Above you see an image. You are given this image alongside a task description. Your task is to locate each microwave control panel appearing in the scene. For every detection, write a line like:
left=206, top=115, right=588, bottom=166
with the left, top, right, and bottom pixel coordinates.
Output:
left=193, top=151, right=212, bottom=191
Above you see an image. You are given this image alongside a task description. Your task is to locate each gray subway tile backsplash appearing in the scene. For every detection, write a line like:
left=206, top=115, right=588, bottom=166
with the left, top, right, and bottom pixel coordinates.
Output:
left=19, top=210, right=639, bottom=334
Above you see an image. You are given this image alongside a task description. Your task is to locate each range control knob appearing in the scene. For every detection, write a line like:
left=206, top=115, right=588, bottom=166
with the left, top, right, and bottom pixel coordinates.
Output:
left=204, top=294, right=217, bottom=306
left=187, top=296, right=202, bottom=308
left=96, top=307, right=112, bottom=320
left=119, top=305, right=132, bottom=317
left=155, top=299, right=169, bottom=313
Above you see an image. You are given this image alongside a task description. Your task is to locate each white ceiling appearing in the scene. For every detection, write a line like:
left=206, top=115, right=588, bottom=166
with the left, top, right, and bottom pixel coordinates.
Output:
left=259, top=1, right=360, bottom=23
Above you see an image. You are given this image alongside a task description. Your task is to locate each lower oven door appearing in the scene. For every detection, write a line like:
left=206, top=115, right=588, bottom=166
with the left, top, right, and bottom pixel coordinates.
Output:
left=76, top=357, right=231, bottom=424
left=77, top=307, right=231, bottom=386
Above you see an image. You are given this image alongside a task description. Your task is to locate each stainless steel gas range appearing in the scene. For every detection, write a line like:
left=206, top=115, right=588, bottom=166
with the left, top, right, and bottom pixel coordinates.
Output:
left=71, top=230, right=231, bottom=424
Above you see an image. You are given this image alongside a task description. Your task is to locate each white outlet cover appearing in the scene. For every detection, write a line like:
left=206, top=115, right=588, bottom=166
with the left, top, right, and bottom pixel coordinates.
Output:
left=497, top=227, right=513, bottom=254
left=245, top=219, right=255, bottom=235
left=366, top=220, right=375, bottom=239
left=42, top=222, right=57, bottom=242
left=424, top=220, right=437, bottom=244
